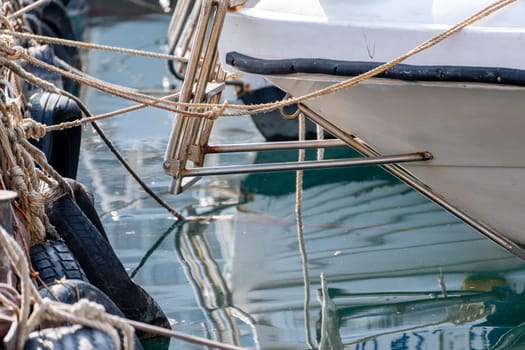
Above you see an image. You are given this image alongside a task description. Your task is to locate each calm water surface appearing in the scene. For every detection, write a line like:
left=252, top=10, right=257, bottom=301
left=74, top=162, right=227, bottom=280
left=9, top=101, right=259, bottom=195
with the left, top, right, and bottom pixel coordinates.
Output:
left=76, top=10, right=525, bottom=350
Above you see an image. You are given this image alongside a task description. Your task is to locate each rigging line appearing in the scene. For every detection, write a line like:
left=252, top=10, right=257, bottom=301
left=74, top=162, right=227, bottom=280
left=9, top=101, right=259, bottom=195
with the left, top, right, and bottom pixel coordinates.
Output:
left=0, top=29, right=189, bottom=63
left=0, top=0, right=516, bottom=120
left=212, top=0, right=521, bottom=117
left=45, top=90, right=181, bottom=132
left=6, top=0, right=48, bottom=20
left=296, top=112, right=316, bottom=349
left=90, top=120, right=186, bottom=221
left=14, top=49, right=211, bottom=117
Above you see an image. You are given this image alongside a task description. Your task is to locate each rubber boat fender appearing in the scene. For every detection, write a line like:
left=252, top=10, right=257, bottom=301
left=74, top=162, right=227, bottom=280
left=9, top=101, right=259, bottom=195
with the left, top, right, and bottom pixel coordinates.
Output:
left=39, top=280, right=128, bottom=325
left=24, top=326, right=124, bottom=350
left=21, top=45, right=64, bottom=100
left=226, top=52, right=525, bottom=87
left=30, top=240, right=88, bottom=285
left=37, top=280, right=144, bottom=350
left=22, top=2, right=81, bottom=95
left=64, top=178, right=109, bottom=241
left=28, top=92, right=82, bottom=179
left=23, top=0, right=80, bottom=57
left=53, top=0, right=88, bottom=41
left=45, top=194, right=171, bottom=338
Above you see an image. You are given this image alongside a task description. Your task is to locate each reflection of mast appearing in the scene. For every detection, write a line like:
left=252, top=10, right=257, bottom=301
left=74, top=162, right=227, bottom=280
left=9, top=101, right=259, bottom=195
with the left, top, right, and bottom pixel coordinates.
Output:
left=175, top=212, right=257, bottom=348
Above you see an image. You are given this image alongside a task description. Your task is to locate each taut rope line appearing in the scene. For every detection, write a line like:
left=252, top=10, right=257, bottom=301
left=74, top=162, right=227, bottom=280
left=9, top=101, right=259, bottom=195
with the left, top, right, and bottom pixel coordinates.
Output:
left=0, top=52, right=187, bottom=222
left=10, top=49, right=211, bottom=117
left=214, top=0, right=519, bottom=117
left=0, top=0, right=512, bottom=130
left=6, top=0, right=48, bottom=20
left=45, top=91, right=181, bottom=132
left=0, top=29, right=189, bottom=62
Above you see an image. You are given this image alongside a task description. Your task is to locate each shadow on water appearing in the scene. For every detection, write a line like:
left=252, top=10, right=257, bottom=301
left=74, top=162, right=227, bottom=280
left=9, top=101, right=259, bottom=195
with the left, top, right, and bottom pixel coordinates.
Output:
left=78, top=7, right=525, bottom=350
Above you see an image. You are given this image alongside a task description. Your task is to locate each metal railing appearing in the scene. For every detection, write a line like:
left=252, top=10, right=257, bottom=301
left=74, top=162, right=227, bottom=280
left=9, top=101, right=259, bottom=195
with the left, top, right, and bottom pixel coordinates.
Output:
left=163, top=0, right=432, bottom=195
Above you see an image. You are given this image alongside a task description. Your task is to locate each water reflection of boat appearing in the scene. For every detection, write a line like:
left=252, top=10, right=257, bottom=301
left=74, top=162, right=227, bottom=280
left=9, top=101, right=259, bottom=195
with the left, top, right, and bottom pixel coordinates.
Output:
left=172, top=160, right=525, bottom=349
left=158, top=1, right=525, bottom=347
left=241, top=147, right=392, bottom=196
left=218, top=0, right=525, bottom=250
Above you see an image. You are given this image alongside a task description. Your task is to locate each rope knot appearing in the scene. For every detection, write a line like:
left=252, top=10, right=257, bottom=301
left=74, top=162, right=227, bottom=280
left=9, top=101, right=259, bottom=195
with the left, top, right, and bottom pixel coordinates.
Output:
left=71, top=299, right=107, bottom=320
left=9, top=46, right=25, bottom=60
left=0, top=36, right=23, bottom=60
left=206, top=100, right=229, bottom=120
left=37, top=298, right=52, bottom=313
left=7, top=166, right=24, bottom=187
left=20, top=119, right=46, bottom=140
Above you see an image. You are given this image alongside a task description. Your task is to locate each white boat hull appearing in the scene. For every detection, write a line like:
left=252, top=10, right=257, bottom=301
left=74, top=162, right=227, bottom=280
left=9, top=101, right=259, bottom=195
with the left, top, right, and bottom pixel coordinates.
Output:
left=269, top=75, right=525, bottom=244
left=218, top=0, right=525, bottom=246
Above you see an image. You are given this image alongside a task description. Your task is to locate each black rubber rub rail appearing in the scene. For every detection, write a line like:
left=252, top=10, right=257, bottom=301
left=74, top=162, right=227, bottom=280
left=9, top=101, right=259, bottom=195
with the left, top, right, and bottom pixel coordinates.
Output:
left=226, top=52, right=525, bottom=86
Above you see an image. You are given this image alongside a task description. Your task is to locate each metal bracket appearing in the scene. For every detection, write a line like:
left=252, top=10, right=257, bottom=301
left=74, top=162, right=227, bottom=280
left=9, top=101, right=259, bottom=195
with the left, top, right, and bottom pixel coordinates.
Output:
left=298, top=103, right=525, bottom=261
left=164, top=0, right=229, bottom=194
left=163, top=0, right=433, bottom=196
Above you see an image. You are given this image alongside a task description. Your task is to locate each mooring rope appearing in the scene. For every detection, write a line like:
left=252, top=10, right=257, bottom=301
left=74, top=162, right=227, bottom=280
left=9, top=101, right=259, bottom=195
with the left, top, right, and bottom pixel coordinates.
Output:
left=6, top=0, right=48, bottom=20
left=215, top=0, right=520, bottom=117
left=0, top=29, right=189, bottom=62
left=45, top=90, right=181, bottom=132
left=295, top=112, right=316, bottom=349
left=0, top=0, right=512, bottom=130
left=0, top=225, right=136, bottom=350
left=13, top=48, right=211, bottom=117
left=0, top=48, right=186, bottom=220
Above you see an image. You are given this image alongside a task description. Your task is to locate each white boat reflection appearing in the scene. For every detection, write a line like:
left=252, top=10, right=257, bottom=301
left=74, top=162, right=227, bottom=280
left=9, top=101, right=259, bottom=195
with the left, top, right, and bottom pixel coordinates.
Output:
left=173, top=154, right=525, bottom=349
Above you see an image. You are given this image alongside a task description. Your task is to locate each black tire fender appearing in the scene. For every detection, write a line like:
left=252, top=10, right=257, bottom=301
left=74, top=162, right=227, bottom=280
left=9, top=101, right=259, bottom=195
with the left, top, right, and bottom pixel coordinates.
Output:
left=38, top=280, right=144, bottom=350
left=45, top=194, right=171, bottom=337
left=24, top=326, right=120, bottom=350
left=30, top=240, right=88, bottom=285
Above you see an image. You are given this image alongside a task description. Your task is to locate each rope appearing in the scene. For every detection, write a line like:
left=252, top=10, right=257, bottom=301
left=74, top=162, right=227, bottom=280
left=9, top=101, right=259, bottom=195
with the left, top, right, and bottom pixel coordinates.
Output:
left=0, top=0, right=510, bottom=129
left=13, top=49, right=211, bottom=117
left=295, top=112, right=316, bottom=349
left=45, top=90, right=181, bottom=132
left=0, top=29, right=188, bottom=62
left=6, top=0, right=48, bottom=20
left=0, top=0, right=513, bottom=135
left=0, top=225, right=136, bottom=350
left=25, top=299, right=135, bottom=350
left=0, top=116, right=48, bottom=243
